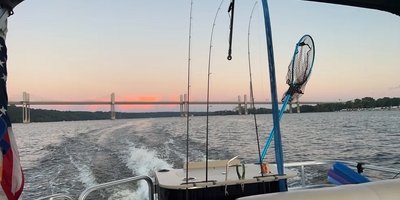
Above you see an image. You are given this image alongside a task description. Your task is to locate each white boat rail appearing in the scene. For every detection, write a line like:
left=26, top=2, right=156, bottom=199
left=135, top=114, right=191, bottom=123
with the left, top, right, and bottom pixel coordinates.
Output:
left=78, top=175, right=154, bottom=200
left=35, top=194, right=74, bottom=200
left=34, top=160, right=400, bottom=200
left=34, top=175, right=154, bottom=200
left=284, top=160, right=400, bottom=188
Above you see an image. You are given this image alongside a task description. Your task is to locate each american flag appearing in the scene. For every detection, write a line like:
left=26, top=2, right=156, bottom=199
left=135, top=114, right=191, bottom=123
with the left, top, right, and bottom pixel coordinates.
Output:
left=0, top=32, right=24, bottom=199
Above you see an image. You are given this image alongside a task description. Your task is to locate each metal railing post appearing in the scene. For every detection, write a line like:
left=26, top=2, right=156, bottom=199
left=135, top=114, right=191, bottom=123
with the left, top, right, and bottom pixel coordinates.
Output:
left=35, top=194, right=74, bottom=200
left=78, top=175, right=154, bottom=200
left=301, top=165, right=305, bottom=188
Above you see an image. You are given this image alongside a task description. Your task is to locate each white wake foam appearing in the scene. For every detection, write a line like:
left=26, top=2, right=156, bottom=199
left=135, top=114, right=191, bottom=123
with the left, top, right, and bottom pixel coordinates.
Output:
left=65, top=147, right=98, bottom=188
left=114, top=144, right=172, bottom=200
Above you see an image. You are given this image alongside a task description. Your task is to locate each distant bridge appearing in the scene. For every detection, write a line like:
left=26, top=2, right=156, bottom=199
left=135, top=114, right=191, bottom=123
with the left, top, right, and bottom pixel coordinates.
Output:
left=9, top=92, right=341, bottom=123
left=8, top=101, right=339, bottom=105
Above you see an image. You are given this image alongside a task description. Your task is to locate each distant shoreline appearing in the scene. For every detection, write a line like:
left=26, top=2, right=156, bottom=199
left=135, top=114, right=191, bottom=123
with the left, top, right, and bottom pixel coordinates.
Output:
left=7, top=96, right=400, bottom=123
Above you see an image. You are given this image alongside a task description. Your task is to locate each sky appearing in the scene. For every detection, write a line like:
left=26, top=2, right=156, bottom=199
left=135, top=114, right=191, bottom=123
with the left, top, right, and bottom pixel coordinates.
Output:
left=4, top=0, right=400, bottom=112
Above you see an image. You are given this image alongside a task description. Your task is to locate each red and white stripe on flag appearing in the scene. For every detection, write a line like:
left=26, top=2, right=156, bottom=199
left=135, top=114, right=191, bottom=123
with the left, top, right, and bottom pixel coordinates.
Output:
left=0, top=128, right=24, bottom=200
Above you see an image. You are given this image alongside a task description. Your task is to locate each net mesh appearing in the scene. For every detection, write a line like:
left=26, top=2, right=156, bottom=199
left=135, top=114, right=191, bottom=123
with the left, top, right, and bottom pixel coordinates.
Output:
left=282, top=35, right=314, bottom=103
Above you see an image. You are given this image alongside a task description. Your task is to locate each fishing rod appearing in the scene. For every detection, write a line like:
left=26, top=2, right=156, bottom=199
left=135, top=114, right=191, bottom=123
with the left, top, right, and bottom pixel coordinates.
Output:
left=206, top=0, right=225, bottom=185
left=185, top=0, right=193, bottom=199
left=247, top=1, right=264, bottom=177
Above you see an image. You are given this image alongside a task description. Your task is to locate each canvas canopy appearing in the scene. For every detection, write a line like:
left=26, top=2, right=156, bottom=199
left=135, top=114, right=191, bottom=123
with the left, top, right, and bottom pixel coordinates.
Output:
left=300, top=0, right=400, bottom=16
left=0, top=0, right=24, bottom=10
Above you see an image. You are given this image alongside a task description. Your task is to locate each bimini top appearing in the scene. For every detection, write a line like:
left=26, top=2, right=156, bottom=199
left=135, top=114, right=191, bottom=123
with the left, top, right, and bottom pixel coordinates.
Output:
left=0, top=0, right=24, bottom=10
left=300, top=0, right=400, bottom=16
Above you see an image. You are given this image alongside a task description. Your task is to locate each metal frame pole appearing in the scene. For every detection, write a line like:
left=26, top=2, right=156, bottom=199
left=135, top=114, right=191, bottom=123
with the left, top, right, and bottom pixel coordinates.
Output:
left=260, top=0, right=286, bottom=192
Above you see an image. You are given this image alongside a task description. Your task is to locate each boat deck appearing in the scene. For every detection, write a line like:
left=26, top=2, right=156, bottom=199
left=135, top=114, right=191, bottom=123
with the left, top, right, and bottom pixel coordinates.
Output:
left=156, top=162, right=297, bottom=189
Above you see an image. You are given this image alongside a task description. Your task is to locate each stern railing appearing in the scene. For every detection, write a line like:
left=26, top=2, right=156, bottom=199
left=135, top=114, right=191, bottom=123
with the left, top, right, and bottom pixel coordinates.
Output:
left=78, top=175, right=154, bottom=200
left=35, top=160, right=400, bottom=199
left=35, top=175, right=154, bottom=200
left=35, top=194, right=74, bottom=200
left=284, top=160, right=400, bottom=188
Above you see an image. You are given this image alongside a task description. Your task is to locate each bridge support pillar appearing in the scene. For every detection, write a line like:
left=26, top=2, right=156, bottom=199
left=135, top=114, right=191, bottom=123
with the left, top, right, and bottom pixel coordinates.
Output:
left=28, top=103, right=30, bottom=123
left=250, top=88, right=254, bottom=110
left=238, top=95, right=242, bottom=115
left=180, top=95, right=184, bottom=117
left=297, top=100, right=300, bottom=113
left=289, top=103, right=292, bottom=113
left=184, top=94, right=188, bottom=117
left=244, top=95, right=248, bottom=115
left=111, top=93, right=116, bottom=120
left=22, top=92, right=30, bottom=123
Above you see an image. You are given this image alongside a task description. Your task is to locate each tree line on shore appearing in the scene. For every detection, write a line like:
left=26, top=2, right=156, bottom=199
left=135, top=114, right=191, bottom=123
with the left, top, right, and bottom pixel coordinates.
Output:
left=296, top=97, right=400, bottom=113
left=6, top=97, right=399, bottom=123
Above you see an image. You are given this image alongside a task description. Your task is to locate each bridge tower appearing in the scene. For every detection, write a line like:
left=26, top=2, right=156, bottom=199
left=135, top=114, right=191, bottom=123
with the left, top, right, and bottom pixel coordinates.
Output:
left=180, top=95, right=184, bottom=117
left=237, top=95, right=242, bottom=115
left=244, top=94, right=248, bottom=115
left=249, top=90, right=254, bottom=110
left=297, top=98, right=300, bottom=113
left=22, top=91, right=30, bottom=123
left=184, top=94, right=188, bottom=117
left=111, top=93, right=116, bottom=120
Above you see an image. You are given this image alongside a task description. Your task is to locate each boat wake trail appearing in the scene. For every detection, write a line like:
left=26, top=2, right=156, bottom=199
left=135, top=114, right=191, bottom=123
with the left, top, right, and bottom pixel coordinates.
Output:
left=120, top=144, right=172, bottom=199
left=65, top=147, right=98, bottom=188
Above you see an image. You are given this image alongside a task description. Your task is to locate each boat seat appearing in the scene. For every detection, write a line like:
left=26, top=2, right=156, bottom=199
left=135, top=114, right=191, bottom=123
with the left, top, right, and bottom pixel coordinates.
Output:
left=237, top=178, right=400, bottom=200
